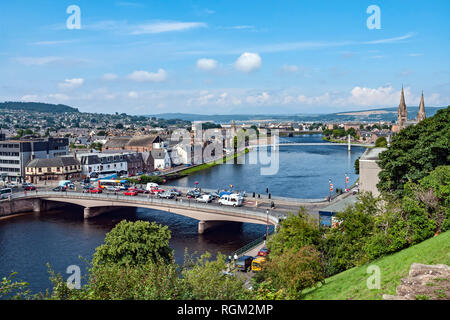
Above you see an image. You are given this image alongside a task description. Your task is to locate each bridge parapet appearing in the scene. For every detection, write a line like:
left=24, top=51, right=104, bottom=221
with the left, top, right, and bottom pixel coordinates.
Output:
left=9, top=191, right=282, bottom=227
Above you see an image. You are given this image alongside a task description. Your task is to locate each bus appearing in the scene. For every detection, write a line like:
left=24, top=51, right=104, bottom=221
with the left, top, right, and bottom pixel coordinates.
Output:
left=97, top=179, right=130, bottom=191
left=0, top=188, right=12, bottom=199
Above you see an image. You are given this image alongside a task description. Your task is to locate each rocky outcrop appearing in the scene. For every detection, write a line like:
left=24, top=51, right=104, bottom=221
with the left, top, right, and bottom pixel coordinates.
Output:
left=383, top=263, right=449, bottom=300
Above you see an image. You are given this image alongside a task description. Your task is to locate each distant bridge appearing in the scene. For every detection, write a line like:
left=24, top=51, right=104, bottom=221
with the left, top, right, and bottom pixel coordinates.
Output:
left=253, top=142, right=373, bottom=148
left=9, top=191, right=282, bottom=234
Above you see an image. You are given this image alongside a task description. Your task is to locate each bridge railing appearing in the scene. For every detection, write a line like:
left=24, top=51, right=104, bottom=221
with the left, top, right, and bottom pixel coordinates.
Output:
left=10, top=190, right=282, bottom=225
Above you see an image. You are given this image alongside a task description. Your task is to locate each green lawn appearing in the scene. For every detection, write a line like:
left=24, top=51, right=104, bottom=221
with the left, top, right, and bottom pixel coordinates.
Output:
left=303, top=231, right=450, bottom=300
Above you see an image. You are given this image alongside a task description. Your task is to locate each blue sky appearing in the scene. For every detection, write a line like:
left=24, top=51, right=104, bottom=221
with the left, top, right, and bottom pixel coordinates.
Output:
left=0, top=0, right=449, bottom=114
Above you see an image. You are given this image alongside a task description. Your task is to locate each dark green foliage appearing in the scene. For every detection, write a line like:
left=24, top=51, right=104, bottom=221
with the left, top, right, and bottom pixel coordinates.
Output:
left=126, top=175, right=164, bottom=185
left=255, top=246, right=324, bottom=299
left=267, top=208, right=321, bottom=256
left=378, top=106, right=450, bottom=197
left=375, top=136, right=387, bottom=147
left=0, top=101, right=79, bottom=113
left=92, top=220, right=173, bottom=267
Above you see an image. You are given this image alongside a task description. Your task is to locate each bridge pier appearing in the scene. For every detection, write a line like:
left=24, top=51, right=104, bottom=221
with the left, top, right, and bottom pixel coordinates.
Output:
left=198, top=220, right=242, bottom=234
left=83, top=207, right=110, bottom=219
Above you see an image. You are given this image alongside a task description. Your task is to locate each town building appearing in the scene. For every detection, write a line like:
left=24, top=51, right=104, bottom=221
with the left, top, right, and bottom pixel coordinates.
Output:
left=0, top=137, right=69, bottom=182
left=25, top=156, right=81, bottom=184
left=358, top=147, right=387, bottom=197
left=102, top=135, right=165, bottom=152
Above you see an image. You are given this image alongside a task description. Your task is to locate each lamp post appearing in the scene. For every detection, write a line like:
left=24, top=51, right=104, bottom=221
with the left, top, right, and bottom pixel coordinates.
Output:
left=266, top=209, right=269, bottom=240
left=329, top=179, right=333, bottom=202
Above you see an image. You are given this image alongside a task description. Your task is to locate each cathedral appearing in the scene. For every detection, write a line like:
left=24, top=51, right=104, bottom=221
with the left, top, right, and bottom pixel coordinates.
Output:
left=395, top=87, right=426, bottom=131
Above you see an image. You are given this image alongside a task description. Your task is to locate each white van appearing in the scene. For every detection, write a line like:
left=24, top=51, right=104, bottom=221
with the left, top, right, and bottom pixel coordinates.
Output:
left=0, top=188, right=12, bottom=199
left=146, top=183, right=159, bottom=191
left=218, top=194, right=243, bottom=207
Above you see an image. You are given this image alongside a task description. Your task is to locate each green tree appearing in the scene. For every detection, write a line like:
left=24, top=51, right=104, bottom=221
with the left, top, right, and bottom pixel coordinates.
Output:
left=92, top=220, right=173, bottom=267
left=267, top=208, right=321, bottom=257
left=181, top=252, right=250, bottom=300
left=375, top=136, right=387, bottom=147
left=257, top=246, right=324, bottom=299
left=378, top=106, right=450, bottom=197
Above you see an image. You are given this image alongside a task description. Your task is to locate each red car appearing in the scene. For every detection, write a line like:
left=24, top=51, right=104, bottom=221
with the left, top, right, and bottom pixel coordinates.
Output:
left=150, top=188, right=165, bottom=194
left=24, top=185, right=36, bottom=191
left=88, top=187, right=102, bottom=194
left=123, top=190, right=138, bottom=196
left=257, top=248, right=270, bottom=257
left=128, top=187, right=146, bottom=194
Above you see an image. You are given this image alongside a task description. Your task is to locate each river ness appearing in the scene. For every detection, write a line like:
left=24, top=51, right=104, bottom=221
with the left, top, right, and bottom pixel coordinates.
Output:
left=0, top=134, right=365, bottom=294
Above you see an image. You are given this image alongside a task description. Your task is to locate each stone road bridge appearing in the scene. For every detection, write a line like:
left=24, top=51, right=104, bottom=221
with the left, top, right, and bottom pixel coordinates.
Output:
left=14, top=191, right=282, bottom=234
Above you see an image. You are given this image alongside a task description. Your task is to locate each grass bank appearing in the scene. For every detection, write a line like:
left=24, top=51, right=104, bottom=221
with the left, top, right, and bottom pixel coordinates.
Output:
left=170, top=148, right=249, bottom=176
left=303, top=231, right=450, bottom=300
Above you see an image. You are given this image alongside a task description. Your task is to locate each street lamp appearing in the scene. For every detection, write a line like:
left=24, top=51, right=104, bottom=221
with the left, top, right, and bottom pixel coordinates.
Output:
left=266, top=209, right=269, bottom=240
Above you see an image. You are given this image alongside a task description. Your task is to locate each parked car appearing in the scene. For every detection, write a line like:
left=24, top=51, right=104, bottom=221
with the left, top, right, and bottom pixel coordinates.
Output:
left=157, top=191, right=174, bottom=199
left=168, top=188, right=182, bottom=196
left=24, top=184, right=36, bottom=191
left=235, top=256, right=254, bottom=272
left=88, top=187, right=102, bottom=194
left=209, top=192, right=220, bottom=199
left=6, top=183, right=18, bottom=189
left=186, top=190, right=201, bottom=199
left=52, top=186, right=67, bottom=192
left=82, top=184, right=94, bottom=191
left=146, top=183, right=159, bottom=191
left=21, top=183, right=31, bottom=188
left=218, top=194, right=243, bottom=207
left=257, top=247, right=270, bottom=257
left=128, top=187, right=146, bottom=194
left=150, top=188, right=165, bottom=195
left=251, top=256, right=267, bottom=272
left=196, top=194, right=213, bottom=203
left=123, top=190, right=138, bottom=196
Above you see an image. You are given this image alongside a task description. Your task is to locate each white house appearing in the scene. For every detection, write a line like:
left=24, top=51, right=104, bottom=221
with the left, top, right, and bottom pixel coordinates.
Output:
left=152, top=148, right=172, bottom=170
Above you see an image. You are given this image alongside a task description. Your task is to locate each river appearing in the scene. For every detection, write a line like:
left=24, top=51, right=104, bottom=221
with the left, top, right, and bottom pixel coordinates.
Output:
left=0, top=134, right=365, bottom=294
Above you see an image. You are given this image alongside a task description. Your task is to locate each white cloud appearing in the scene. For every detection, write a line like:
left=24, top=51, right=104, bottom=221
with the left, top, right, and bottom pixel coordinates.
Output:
left=47, top=93, right=70, bottom=101
left=20, top=95, right=39, bottom=102
left=196, top=58, right=218, bottom=71
left=58, top=78, right=84, bottom=90
left=234, top=52, right=262, bottom=73
left=15, top=56, right=65, bottom=66
left=14, top=56, right=89, bottom=66
left=130, top=21, right=207, bottom=35
left=127, top=69, right=168, bottom=82
left=348, top=85, right=401, bottom=106
left=128, top=91, right=138, bottom=98
left=246, top=92, right=270, bottom=104
left=101, top=73, right=119, bottom=81
left=280, top=64, right=300, bottom=73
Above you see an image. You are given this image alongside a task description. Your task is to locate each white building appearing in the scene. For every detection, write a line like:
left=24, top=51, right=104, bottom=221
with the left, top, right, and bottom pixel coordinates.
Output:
left=152, top=148, right=172, bottom=170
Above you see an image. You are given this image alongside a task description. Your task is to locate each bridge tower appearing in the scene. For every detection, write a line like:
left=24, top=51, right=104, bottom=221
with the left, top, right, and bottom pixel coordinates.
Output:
left=347, top=134, right=351, bottom=151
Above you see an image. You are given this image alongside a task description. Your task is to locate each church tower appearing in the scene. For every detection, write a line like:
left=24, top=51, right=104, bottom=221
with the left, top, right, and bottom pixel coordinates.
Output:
left=416, top=91, right=426, bottom=123
left=397, top=86, right=408, bottom=129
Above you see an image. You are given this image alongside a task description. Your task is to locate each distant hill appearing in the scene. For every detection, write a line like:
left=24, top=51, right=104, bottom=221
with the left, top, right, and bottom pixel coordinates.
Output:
left=150, top=106, right=447, bottom=123
left=0, top=101, right=79, bottom=113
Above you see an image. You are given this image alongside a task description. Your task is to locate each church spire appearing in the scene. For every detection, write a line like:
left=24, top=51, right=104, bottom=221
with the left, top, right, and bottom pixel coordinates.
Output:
left=397, top=86, right=408, bottom=129
left=417, top=90, right=426, bottom=122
